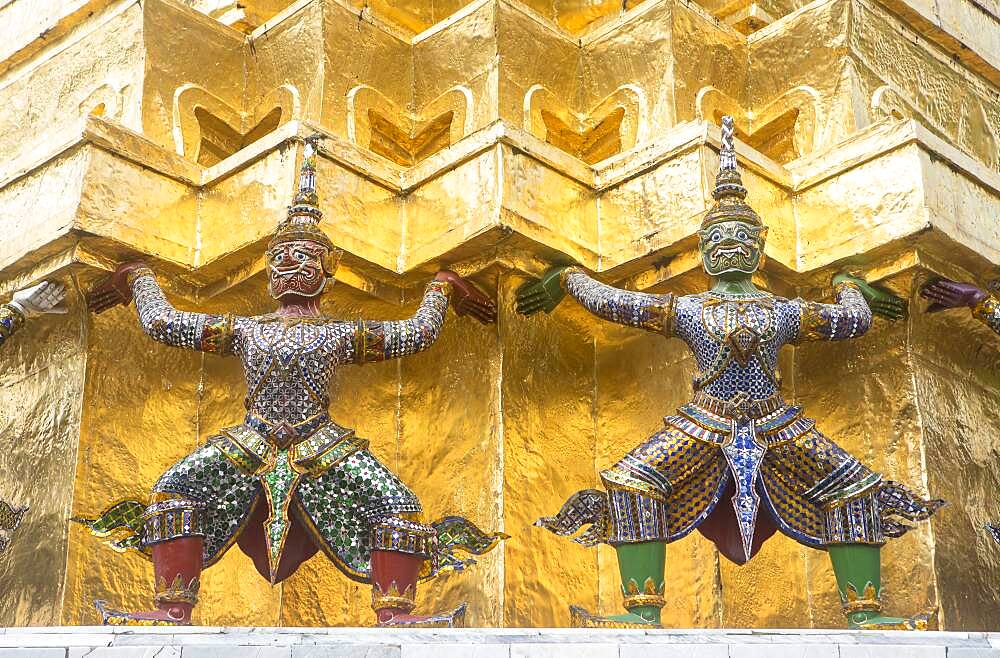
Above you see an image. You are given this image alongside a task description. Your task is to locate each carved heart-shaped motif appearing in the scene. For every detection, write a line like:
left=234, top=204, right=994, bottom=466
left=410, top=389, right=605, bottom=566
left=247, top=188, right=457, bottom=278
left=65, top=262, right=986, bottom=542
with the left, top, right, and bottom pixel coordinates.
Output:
left=696, top=85, right=821, bottom=163
left=347, top=84, right=473, bottom=166
left=173, top=83, right=300, bottom=166
left=525, top=84, right=647, bottom=164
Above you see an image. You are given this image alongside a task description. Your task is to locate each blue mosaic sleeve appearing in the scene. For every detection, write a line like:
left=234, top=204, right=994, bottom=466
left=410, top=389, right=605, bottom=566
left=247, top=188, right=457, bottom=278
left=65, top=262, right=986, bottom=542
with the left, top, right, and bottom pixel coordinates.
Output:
left=792, top=281, right=872, bottom=343
left=351, top=280, right=451, bottom=363
left=563, top=268, right=675, bottom=336
left=130, top=269, right=235, bottom=355
left=972, top=295, right=1000, bottom=335
left=0, top=304, right=25, bottom=348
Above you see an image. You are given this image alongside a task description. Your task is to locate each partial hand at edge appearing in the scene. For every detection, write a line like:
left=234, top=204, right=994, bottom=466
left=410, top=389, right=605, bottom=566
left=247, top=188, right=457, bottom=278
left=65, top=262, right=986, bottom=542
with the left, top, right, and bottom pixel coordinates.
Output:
left=10, top=281, right=69, bottom=317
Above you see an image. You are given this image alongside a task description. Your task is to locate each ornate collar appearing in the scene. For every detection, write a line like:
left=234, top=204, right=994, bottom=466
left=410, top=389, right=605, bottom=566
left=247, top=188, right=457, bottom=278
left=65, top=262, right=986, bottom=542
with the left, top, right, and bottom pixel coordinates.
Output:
left=703, top=290, right=773, bottom=302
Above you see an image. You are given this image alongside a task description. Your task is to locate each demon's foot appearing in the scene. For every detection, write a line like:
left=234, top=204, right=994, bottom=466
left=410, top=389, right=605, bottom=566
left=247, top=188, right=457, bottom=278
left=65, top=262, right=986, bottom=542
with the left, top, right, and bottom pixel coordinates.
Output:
left=569, top=605, right=660, bottom=629
left=847, top=609, right=937, bottom=631
left=94, top=600, right=192, bottom=626
left=376, top=603, right=467, bottom=628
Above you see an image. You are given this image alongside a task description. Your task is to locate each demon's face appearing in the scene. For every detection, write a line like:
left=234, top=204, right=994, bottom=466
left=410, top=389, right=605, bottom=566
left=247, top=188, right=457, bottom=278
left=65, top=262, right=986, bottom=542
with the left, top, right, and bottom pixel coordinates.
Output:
left=698, top=220, right=767, bottom=277
left=267, top=239, right=332, bottom=299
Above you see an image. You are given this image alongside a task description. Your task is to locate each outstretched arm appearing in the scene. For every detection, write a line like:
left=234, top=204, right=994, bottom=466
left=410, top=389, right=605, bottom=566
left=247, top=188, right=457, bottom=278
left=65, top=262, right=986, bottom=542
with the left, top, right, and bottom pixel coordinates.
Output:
left=793, top=275, right=877, bottom=343
left=920, top=278, right=1000, bottom=335
left=87, top=263, right=234, bottom=355
left=351, top=270, right=495, bottom=363
left=517, top=265, right=675, bottom=336
left=0, top=281, right=69, bottom=348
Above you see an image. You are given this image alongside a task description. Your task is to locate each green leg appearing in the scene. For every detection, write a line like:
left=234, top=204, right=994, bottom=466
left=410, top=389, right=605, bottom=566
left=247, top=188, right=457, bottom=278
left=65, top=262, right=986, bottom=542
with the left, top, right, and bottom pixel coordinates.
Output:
left=607, top=542, right=666, bottom=625
left=827, top=544, right=933, bottom=630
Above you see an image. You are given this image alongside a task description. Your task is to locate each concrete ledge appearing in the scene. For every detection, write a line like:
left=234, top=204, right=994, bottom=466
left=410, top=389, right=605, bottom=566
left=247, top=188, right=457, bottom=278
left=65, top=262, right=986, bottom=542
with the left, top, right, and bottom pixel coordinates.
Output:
left=0, top=627, right=998, bottom=658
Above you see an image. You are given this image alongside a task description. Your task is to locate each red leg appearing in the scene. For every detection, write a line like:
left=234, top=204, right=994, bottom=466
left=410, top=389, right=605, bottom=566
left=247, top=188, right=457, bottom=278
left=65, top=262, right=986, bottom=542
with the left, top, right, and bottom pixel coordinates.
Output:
left=96, top=535, right=203, bottom=625
left=95, top=499, right=205, bottom=626
left=368, top=518, right=467, bottom=628
left=371, top=549, right=424, bottom=624
left=149, top=535, right=203, bottom=622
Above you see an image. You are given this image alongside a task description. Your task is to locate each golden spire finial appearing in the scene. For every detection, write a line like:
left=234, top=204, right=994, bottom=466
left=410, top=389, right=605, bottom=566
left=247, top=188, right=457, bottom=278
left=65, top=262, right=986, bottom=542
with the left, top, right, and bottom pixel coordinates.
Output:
left=269, top=134, right=335, bottom=251
left=702, top=116, right=761, bottom=228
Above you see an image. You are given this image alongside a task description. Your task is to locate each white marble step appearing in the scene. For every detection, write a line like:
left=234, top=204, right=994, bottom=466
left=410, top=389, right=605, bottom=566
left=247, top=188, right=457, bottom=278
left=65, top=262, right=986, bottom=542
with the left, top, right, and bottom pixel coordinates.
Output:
left=0, top=627, right=997, bottom=658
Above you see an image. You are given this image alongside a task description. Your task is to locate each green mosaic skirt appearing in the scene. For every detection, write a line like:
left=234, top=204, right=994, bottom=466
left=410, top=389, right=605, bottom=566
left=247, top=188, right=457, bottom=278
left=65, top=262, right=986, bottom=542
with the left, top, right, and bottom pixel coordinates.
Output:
left=79, top=440, right=422, bottom=582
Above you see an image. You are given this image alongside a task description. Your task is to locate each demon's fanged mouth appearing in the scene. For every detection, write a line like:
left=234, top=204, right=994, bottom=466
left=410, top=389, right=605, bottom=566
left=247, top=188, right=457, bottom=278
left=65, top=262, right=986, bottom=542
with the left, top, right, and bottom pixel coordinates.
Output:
left=709, top=243, right=752, bottom=264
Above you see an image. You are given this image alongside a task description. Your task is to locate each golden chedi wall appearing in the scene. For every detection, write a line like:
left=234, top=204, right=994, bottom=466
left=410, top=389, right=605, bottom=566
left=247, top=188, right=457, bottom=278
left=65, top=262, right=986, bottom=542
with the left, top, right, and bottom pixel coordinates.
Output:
left=0, top=0, right=997, bottom=630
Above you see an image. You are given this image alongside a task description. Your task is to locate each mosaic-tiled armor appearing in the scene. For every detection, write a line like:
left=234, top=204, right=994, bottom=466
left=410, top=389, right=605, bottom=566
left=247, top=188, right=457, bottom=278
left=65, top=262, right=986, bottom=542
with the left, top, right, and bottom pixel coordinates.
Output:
left=972, top=295, right=1000, bottom=334
left=523, top=117, right=943, bottom=630
left=919, top=277, right=1000, bottom=549
left=80, top=138, right=503, bottom=627
left=0, top=304, right=24, bottom=347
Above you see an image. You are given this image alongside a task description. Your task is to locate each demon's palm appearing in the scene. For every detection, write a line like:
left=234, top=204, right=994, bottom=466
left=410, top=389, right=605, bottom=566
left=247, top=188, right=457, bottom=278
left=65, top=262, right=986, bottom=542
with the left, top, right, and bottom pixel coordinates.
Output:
left=516, top=266, right=568, bottom=315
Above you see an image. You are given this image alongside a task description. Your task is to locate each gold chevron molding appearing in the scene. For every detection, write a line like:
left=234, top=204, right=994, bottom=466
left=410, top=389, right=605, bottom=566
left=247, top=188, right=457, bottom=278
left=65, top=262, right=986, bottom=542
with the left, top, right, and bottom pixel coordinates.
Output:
left=337, top=0, right=648, bottom=36
left=347, top=85, right=473, bottom=165
left=183, top=0, right=292, bottom=31
left=172, top=84, right=300, bottom=166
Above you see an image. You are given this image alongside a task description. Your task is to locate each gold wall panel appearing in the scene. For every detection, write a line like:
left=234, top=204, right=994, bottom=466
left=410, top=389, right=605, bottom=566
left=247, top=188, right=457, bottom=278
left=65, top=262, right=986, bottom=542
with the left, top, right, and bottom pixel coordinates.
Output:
left=671, top=2, right=747, bottom=127
left=320, top=1, right=413, bottom=142
left=245, top=1, right=326, bottom=124
left=910, top=293, right=1000, bottom=631
left=0, top=150, right=90, bottom=273
left=140, top=0, right=248, bottom=152
left=0, top=4, right=143, bottom=181
left=0, top=0, right=115, bottom=74
left=598, top=147, right=707, bottom=265
left=582, top=2, right=677, bottom=139
left=850, top=0, right=999, bottom=173
left=412, top=2, right=497, bottom=136
left=499, top=145, right=599, bottom=266
left=396, top=282, right=504, bottom=627
left=403, top=148, right=503, bottom=270
left=918, top=149, right=1000, bottom=267
left=315, top=156, right=403, bottom=274
left=2, top=0, right=1000, bottom=632
left=63, top=293, right=204, bottom=624
left=495, top=3, right=582, bottom=131
left=792, top=145, right=926, bottom=272
left=196, top=146, right=299, bottom=268
left=500, top=273, right=602, bottom=627
left=0, top=284, right=86, bottom=626
left=78, top=147, right=199, bottom=268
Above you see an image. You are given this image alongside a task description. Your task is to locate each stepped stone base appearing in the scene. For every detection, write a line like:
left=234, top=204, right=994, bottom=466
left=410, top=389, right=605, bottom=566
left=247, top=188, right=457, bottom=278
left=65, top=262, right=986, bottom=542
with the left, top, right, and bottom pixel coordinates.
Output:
left=0, top=627, right=998, bottom=658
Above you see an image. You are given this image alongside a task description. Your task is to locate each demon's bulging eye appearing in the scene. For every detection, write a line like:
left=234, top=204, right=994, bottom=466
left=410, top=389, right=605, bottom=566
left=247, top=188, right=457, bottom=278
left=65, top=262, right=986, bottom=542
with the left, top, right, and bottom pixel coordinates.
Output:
left=737, top=229, right=749, bottom=241
left=272, top=252, right=285, bottom=264
left=294, top=251, right=308, bottom=262
left=710, top=229, right=723, bottom=243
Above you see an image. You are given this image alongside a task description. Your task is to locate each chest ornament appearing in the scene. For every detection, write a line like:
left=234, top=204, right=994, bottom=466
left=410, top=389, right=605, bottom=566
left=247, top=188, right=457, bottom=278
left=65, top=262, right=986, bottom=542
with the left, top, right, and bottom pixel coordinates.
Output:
left=693, top=296, right=780, bottom=390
